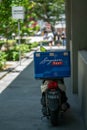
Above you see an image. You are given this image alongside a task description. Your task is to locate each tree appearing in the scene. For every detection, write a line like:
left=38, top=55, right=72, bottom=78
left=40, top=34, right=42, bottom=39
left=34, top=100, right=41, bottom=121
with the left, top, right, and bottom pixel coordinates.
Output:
left=0, top=0, right=15, bottom=37
left=0, top=0, right=65, bottom=38
left=11, top=0, right=40, bottom=36
left=30, top=0, right=65, bottom=26
left=0, top=0, right=40, bottom=38
left=11, top=0, right=65, bottom=33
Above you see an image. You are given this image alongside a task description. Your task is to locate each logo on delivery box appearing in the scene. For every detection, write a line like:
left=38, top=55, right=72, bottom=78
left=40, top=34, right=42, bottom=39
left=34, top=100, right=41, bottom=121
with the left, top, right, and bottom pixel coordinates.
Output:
left=40, top=57, right=63, bottom=66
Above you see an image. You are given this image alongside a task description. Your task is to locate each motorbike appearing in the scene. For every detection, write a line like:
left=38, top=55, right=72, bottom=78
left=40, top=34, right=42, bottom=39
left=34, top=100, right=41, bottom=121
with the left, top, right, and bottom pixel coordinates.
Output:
left=41, top=78, right=70, bottom=126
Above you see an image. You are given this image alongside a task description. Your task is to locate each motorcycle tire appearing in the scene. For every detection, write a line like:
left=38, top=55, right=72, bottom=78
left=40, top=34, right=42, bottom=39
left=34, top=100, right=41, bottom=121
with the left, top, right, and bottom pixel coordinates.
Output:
left=50, top=110, right=58, bottom=126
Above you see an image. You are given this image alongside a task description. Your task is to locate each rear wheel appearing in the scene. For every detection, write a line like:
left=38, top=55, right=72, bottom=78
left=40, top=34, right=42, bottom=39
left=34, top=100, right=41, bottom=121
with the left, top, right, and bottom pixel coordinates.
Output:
left=50, top=110, right=58, bottom=126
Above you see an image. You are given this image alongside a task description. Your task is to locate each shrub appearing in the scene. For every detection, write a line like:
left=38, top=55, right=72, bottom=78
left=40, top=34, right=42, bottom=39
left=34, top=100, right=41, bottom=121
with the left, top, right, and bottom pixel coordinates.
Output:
left=13, top=44, right=30, bottom=55
left=12, top=51, right=19, bottom=61
left=30, top=42, right=39, bottom=48
left=6, top=50, right=19, bottom=61
left=0, top=51, right=7, bottom=70
left=6, top=44, right=30, bottom=61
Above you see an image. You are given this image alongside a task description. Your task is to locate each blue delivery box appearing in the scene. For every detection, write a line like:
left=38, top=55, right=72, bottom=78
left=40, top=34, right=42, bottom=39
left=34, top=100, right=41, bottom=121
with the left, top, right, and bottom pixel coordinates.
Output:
left=34, top=51, right=71, bottom=79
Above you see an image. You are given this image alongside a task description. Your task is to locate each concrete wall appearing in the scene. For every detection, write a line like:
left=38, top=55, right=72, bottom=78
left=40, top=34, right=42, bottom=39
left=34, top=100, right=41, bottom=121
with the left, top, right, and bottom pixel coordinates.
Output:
left=65, top=0, right=87, bottom=127
left=78, top=51, right=87, bottom=127
left=65, top=0, right=87, bottom=93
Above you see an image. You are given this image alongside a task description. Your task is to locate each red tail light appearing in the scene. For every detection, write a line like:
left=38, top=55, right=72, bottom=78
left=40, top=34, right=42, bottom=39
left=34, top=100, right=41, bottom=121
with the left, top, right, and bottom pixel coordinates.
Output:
left=47, top=81, right=58, bottom=89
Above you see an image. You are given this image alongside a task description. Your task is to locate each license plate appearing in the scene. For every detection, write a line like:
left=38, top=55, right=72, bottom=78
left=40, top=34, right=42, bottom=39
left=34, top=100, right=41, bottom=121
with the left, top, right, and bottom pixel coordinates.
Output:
left=47, top=90, right=59, bottom=99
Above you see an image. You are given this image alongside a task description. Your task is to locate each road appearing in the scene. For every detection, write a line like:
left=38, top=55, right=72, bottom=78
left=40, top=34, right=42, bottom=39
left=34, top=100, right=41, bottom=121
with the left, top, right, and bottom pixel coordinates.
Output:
left=0, top=61, right=86, bottom=130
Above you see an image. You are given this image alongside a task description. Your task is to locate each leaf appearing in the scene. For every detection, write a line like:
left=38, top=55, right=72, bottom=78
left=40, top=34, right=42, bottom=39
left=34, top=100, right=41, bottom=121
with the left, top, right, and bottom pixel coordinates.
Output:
left=40, top=46, right=47, bottom=52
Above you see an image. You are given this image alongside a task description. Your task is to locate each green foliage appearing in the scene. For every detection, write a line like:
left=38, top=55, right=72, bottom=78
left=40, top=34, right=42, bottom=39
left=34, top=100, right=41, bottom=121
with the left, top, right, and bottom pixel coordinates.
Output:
left=5, top=41, right=39, bottom=61
left=30, top=42, right=39, bottom=48
left=0, top=0, right=17, bottom=37
left=13, top=44, right=30, bottom=53
left=0, top=41, right=4, bottom=49
left=0, top=51, right=7, bottom=70
left=40, top=46, right=47, bottom=52
left=0, top=0, right=65, bottom=39
left=31, top=0, right=65, bottom=25
left=0, top=39, right=39, bottom=66
left=6, top=50, right=19, bottom=61
left=0, top=0, right=40, bottom=39
left=6, top=43, right=30, bottom=61
left=11, top=51, right=19, bottom=61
